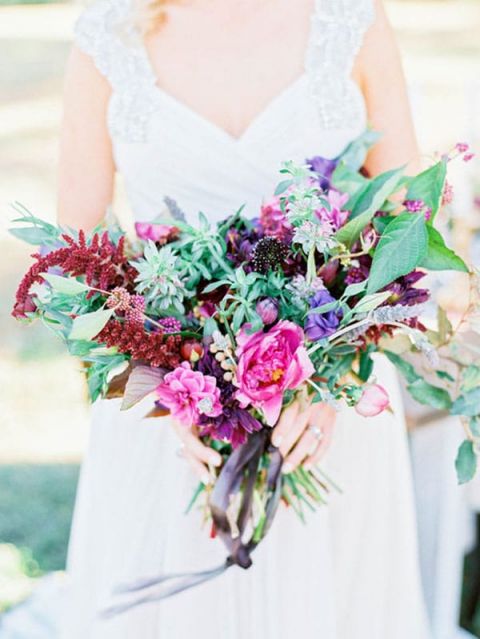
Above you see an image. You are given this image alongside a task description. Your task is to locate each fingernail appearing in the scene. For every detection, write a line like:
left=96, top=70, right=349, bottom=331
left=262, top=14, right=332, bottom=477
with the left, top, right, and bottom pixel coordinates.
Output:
left=272, top=434, right=283, bottom=448
left=282, top=462, right=293, bottom=475
left=209, top=453, right=222, bottom=466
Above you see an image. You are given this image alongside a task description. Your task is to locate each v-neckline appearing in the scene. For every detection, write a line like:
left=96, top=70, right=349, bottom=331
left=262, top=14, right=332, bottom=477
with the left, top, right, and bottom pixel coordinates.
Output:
left=135, top=3, right=318, bottom=145
left=150, top=72, right=308, bottom=146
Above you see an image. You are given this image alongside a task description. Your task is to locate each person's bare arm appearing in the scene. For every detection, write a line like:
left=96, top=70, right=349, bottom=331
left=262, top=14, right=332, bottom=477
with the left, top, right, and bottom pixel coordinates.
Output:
left=354, top=0, right=420, bottom=176
left=57, top=47, right=115, bottom=230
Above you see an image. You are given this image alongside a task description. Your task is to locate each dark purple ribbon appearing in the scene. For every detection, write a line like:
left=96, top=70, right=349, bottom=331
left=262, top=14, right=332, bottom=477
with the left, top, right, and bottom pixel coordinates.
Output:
left=101, top=429, right=283, bottom=617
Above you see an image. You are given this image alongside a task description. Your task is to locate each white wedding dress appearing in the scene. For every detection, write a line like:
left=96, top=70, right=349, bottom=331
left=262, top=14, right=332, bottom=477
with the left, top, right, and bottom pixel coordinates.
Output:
left=60, top=1, right=432, bottom=637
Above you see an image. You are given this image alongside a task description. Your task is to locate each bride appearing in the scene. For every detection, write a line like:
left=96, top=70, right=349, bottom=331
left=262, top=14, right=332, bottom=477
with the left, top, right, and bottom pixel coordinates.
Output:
left=58, top=0, right=431, bottom=637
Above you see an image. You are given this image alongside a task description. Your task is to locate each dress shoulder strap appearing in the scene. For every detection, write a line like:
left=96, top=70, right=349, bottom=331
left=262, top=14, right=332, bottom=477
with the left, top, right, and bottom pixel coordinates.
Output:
left=306, top=0, right=375, bottom=129
left=74, top=0, right=158, bottom=142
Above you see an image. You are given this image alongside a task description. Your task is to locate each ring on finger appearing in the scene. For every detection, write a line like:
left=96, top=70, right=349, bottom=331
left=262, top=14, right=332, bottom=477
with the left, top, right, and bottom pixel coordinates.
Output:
left=309, top=424, right=324, bottom=441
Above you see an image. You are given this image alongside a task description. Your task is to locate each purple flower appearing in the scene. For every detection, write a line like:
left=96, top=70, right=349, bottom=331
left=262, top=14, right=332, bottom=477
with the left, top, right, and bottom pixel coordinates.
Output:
left=305, top=289, right=342, bottom=341
left=198, top=406, right=262, bottom=448
left=307, top=156, right=338, bottom=190
left=387, top=271, right=430, bottom=306
left=315, top=189, right=349, bottom=231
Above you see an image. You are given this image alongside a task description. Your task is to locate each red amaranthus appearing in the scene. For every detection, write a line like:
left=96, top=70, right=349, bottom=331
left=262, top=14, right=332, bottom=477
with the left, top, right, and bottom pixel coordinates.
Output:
left=96, top=319, right=182, bottom=369
left=13, top=230, right=137, bottom=318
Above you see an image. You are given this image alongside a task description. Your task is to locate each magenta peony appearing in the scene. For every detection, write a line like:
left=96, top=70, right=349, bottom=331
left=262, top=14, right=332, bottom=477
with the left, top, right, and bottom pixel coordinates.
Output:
left=355, top=384, right=390, bottom=417
left=156, top=362, right=222, bottom=426
left=235, top=321, right=314, bottom=426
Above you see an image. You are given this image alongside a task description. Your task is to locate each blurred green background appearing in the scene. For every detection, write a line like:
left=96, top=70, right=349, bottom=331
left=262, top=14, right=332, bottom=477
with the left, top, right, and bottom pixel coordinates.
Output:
left=0, top=0, right=479, bottom=633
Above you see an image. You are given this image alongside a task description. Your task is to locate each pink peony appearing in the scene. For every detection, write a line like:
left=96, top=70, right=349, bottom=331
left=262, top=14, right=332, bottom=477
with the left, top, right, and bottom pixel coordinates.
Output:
left=135, top=222, right=178, bottom=244
left=235, top=321, right=314, bottom=426
left=156, top=362, right=222, bottom=426
left=355, top=384, right=390, bottom=418
left=315, top=189, right=349, bottom=231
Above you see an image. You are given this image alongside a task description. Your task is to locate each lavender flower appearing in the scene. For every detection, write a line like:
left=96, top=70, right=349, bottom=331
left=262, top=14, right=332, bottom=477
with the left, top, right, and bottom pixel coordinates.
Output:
left=307, top=156, right=338, bottom=190
left=305, top=289, right=342, bottom=341
left=285, top=275, right=325, bottom=309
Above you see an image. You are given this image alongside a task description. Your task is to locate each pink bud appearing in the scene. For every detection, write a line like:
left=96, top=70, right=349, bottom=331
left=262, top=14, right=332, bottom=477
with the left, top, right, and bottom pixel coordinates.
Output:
left=355, top=384, right=390, bottom=417
left=456, top=142, right=469, bottom=154
left=256, top=298, right=279, bottom=325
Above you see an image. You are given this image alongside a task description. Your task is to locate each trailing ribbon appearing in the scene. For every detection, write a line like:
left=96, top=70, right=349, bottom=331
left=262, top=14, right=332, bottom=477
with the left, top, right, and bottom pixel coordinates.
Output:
left=101, top=429, right=283, bottom=617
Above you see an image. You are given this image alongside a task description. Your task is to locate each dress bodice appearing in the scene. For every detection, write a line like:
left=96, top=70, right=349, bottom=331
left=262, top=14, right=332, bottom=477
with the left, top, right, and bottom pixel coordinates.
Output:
left=74, top=0, right=375, bottom=224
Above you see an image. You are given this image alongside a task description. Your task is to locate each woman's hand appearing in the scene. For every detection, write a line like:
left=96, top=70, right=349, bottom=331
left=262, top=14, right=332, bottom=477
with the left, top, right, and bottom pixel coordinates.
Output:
left=172, top=421, right=222, bottom=485
left=271, top=399, right=336, bottom=473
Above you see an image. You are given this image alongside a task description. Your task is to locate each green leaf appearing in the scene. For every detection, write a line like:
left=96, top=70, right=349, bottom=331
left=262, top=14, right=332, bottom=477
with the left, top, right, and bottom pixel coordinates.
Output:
left=352, top=291, right=392, bottom=314
left=339, top=129, right=382, bottom=171
left=455, top=440, right=477, bottom=485
left=405, top=159, right=447, bottom=222
left=343, top=281, right=367, bottom=297
left=372, top=215, right=395, bottom=235
left=203, top=317, right=219, bottom=337
left=69, top=308, right=114, bottom=341
left=407, top=379, right=452, bottom=410
left=451, top=387, right=480, bottom=417
left=384, top=350, right=421, bottom=384
left=367, top=213, right=428, bottom=294
left=41, top=273, right=90, bottom=296
left=470, top=417, right=480, bottom=438
left=461, top=365, right=480, bottom=393
left=350, top=166, right=405, bottom=220
left=420, top=226, right=469, bottom=272
left=358, top=346, right=375, bottom=382
left=274, top=179, right=294, bottom=196
left=331, top=163, right=367, bottom=195
left=335, top=166, right=405, bottom=247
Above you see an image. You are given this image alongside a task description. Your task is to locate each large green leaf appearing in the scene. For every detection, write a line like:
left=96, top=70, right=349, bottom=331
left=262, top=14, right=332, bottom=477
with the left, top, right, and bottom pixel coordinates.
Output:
left=69, top=308, right=114, bottom=341
left=335, top=166, right=405, bottom=247
left=420, top=226, right=469, bottom=272
left=455, top=440, right=477, bottom=485
left=339, top=129, right=382, bottom=171
left=383, top=350, right=420, bottom=384
left=367, top=213, right=428, bottom=294
left=405, top=159, right=447, bottom=222
left=451, top=387, right=480, bottom=417
left=407, top=379, right=452, bottom=410
left=42, top=273, right=90, bottom=296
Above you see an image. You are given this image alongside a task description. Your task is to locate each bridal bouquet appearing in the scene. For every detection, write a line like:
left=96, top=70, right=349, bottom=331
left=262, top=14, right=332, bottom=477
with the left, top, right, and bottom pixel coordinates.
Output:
left=11, top=135, right=479, bottom=607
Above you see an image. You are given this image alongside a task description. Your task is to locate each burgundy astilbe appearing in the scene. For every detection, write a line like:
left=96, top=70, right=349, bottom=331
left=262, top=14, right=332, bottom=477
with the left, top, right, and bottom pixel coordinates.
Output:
left=12, top=230, right=137, bottom=318
left=95, top=318, right=182, bottom=369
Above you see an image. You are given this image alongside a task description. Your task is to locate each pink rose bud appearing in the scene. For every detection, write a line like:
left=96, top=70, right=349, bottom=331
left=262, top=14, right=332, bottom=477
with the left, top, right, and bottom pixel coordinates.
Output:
left=256, top=298, right=279, bottom=325
left=355, top=384, right=390, bottom=418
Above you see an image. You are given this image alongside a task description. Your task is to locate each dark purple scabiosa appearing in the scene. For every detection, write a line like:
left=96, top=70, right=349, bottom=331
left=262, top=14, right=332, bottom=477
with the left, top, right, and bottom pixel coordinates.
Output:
left=197, top=350, right=262, bottom=447
left=344, top=254, right=372, bottom=285
left=198, top=406, right=263, bottom=448
left=225, top=219, right=263, bottom=268
left=386, top=271, right=430, bottom=306
left=305, top=289, right=342, bottom=341
left=307, top=155, right=338, bottom=190
left=250, top=237, right=289, bottom=274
